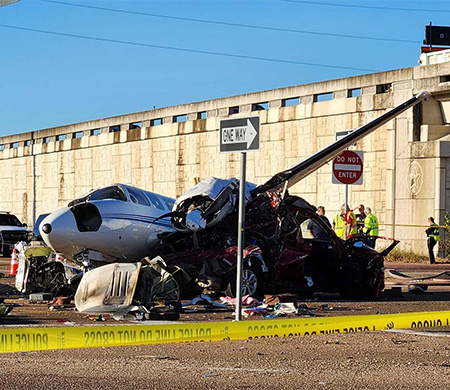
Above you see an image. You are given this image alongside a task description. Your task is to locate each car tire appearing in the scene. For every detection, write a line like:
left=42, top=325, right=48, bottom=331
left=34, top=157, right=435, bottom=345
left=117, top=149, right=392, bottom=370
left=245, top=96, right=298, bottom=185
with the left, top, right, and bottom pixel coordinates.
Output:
left=225, top=263, right=264, bottom=300
left=340, top=272, right=384, bottom=300
left=362, top=272, right=384, bottom=300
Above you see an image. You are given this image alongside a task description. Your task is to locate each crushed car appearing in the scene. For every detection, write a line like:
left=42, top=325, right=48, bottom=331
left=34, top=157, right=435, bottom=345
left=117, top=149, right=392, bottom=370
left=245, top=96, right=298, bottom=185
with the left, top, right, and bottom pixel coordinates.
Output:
left=151, top=181, right=398, bottom=300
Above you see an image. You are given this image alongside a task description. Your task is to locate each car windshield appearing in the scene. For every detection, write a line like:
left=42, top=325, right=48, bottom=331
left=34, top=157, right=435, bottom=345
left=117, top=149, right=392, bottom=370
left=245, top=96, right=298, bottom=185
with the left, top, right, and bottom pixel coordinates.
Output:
left=0, top=214, right=22, bottom=227
left=301, top=218, right=331, bottom=241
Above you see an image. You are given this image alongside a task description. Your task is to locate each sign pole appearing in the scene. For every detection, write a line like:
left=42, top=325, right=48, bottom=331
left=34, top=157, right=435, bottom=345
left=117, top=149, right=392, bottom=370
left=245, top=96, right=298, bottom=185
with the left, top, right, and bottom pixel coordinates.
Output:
left=344, top=184, right=348, bottom=240
left=235, top=151, right=246, bottom=321
left=219, top=116, right=259, bottom=321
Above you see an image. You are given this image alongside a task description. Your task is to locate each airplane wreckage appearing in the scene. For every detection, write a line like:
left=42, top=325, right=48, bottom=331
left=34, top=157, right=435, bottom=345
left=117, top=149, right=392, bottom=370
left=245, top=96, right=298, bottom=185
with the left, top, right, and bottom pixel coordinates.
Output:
left=17, top=91, right=430, bottom=317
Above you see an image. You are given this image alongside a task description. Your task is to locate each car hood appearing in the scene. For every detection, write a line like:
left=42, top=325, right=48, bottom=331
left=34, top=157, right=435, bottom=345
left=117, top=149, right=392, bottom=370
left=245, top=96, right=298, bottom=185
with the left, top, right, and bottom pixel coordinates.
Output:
left=0, top=226, right=28, bottom=232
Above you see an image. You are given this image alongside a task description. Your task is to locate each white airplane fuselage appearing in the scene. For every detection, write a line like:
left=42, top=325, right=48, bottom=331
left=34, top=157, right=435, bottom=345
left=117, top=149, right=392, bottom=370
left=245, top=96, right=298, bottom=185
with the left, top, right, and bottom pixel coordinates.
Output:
left=40, top=184, right=175, bottom=265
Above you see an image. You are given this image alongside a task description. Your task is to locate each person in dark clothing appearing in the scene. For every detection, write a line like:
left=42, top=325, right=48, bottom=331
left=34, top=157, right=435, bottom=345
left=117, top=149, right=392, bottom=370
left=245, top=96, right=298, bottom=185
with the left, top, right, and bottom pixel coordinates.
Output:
left=425, top=217, right=440, bottom=264
left=307, top=206, right=331, bottom=238
left=354, top=204, right=366, bottom=233
left=317, top=206, right=331, bottom=228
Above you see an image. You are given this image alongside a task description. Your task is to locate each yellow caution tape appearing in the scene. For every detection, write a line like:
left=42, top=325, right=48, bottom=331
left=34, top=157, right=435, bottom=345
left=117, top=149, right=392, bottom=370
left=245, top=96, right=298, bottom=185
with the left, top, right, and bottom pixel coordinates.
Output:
left=0, top=311, right=449, bottom=354
left=358, top=222, right=447, bottom=229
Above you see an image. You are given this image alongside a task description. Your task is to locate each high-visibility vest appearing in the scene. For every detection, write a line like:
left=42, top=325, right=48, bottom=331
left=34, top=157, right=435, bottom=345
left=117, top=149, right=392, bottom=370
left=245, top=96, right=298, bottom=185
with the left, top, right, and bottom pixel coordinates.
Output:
left=429, top=223, right=440, bottom=242
left=347, top=211, right=358, bottom=236
left=334, top=214, right=346, bottom=239
left=363, top=213, right=379, bottom=236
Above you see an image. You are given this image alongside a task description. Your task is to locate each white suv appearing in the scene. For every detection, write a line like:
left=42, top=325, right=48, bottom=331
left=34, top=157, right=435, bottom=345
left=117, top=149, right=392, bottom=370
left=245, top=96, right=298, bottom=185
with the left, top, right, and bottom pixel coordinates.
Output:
left=0, top=212, right=29, bottom=257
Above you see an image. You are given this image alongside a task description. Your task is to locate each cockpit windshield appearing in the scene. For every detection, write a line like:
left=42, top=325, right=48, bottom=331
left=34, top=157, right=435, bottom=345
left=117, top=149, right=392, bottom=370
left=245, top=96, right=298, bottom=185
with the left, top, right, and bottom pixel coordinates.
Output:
left=89, top=186, right=127, bottom=202
left=68, top=186, right=127, bottom=207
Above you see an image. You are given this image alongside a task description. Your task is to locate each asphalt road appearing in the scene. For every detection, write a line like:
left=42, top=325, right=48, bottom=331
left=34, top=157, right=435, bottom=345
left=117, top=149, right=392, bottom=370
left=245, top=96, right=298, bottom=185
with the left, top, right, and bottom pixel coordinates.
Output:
left=0, top=330, right=449, bottom=389
left=0, top=257, right=449, bottom=389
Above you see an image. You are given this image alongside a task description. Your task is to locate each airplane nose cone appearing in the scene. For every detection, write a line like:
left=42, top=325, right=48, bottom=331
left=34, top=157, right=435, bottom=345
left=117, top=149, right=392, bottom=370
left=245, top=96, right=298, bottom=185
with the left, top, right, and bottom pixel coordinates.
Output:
left=41, top=223, right=52, bottom=234
left=39, top=207, right=83, bottom=259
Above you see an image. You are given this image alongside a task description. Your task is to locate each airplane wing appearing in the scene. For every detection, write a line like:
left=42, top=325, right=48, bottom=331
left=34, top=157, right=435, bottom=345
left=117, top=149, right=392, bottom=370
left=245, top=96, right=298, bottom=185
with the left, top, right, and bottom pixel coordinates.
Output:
left=250, top=91, right=431, bottom=198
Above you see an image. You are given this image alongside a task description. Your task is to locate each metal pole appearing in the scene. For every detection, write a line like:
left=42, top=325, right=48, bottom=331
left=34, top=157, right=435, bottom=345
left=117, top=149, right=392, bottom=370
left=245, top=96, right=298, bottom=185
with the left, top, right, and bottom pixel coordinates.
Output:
left=31, top=132, right=36, bottom=225
left=344, top=184, right=348, bottom=240
left=235, top=151, right=247, bottom=321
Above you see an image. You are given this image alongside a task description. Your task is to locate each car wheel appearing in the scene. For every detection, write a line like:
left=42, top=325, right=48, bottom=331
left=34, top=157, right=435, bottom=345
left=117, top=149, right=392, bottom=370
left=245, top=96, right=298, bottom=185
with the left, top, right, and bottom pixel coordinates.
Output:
left=340, top=272, right=384, bottom=300
left=362, top=272, right=384, bottom=300
left=225, top=263, right=264, bottom=299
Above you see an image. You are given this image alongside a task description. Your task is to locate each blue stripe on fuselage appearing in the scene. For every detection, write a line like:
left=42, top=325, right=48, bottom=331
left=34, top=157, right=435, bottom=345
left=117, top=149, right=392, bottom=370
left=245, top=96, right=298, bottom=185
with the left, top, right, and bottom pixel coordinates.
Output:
left=104, top=213, right=173, bottom=228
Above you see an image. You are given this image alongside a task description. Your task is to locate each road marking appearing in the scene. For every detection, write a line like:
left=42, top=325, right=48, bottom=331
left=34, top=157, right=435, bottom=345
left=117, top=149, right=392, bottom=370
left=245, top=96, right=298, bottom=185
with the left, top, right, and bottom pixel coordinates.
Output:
left=384, top=329, right=450, bottom=337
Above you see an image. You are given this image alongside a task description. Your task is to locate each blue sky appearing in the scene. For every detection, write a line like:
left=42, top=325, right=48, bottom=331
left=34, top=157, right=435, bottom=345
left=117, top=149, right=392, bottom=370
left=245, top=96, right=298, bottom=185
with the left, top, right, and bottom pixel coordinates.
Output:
left=1, top=0, right=449, bottom=136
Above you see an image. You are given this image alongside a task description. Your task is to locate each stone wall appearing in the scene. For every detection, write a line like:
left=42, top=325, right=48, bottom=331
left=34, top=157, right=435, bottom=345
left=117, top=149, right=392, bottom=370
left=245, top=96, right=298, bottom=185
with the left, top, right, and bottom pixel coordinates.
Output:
left=2, top=62, right=450, bottom=254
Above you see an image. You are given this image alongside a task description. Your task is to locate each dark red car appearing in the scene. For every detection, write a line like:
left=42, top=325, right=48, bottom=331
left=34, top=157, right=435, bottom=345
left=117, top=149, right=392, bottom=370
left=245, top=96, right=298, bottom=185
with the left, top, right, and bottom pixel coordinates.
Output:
left=154, top=191, right=397, bottom=300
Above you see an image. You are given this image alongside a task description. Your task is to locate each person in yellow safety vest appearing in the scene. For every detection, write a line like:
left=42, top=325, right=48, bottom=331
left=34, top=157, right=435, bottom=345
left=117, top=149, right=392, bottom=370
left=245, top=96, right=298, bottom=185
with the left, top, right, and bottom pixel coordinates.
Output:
left=363, top=207, right=379, bottom=249
left=425, top=217, right=440, bottom=264
left=333, top=204, right=357, bottom=239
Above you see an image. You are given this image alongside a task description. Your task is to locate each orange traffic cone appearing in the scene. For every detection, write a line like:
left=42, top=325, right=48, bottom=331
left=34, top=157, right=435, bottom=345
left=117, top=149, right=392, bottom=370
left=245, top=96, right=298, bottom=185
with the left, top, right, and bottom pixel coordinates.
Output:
left=9, top=248, right=18, bottom=276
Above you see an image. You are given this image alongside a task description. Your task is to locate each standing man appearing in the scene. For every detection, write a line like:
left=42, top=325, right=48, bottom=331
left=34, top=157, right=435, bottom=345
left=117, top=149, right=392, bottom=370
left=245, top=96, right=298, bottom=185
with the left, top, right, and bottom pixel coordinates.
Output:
left=333, top=204, right=357, bottom=239
left=363, top=207, right=379, bottom=249
left=425, top=217, right=440, bottom=264
left=333, top=206, right=346, bottom=239
left=354, top=204, right=366, bottom=233
left=317, top=206, right=331, bottom=228
left=307, top=206, right=331, bottom=238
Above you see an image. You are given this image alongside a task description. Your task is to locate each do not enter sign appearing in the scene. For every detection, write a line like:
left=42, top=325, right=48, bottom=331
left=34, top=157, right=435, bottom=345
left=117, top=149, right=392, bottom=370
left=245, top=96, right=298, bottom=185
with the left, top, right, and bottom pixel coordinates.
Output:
left=332, top=150, right=364, bottom=185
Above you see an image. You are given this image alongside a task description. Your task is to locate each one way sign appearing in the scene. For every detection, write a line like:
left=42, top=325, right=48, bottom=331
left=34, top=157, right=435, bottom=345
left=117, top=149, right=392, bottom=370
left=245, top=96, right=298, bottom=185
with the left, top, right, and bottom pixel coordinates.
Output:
left=220, top=116, right=260, bottom=153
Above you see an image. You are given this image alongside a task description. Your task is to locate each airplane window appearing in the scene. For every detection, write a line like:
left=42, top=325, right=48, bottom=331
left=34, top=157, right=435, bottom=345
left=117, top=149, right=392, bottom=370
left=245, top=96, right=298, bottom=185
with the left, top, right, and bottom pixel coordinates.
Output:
left=89, top=186, right=127, bottom=202
left=127, top=187, right=150, bottom=206
left=146, top=193, right=165, bottom=210
left=164, top=199, right=174, bottom=210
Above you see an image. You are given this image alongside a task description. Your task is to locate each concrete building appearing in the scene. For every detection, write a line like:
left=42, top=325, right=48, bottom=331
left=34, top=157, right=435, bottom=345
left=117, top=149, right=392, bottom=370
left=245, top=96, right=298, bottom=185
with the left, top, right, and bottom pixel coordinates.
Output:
left=1, top=62, right=450, bottom=255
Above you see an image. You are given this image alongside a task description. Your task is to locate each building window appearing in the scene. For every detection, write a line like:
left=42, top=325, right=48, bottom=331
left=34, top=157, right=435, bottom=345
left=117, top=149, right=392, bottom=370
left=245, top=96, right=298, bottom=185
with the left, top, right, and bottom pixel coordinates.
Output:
left=0, top=144, right=4, bottom=151
left=129, top=121, right=141, bottom=130
left=440, top=75, right=450, bottom=83
left=173, top=114, right=187, bottom=123
left=10, top=142, right=19, bottom=148
left=282, top=97, right=300, bottom=107
left=197, top=111, right=207, bottom=120
left=56, top=134, right=66, bottom=142
left=229, top=106, right=240, bottom=115
left=73, top=131, right=83, bottom=139
left=252, top=102, right=269, bottom=111
left=313, top=92, right=333, bottom=102
left=91, top=128, right=101, bottom=136
left=109, top=125, right=121, bottom=133
left=43, top=137, right=50, bottom=144
left=348, top=88, right=362, bottom=98
left=376, top=83, right=392, bottom=94
left=24, top=140, right=32, bottom=146
left=150, top=118, right=163, bottom=126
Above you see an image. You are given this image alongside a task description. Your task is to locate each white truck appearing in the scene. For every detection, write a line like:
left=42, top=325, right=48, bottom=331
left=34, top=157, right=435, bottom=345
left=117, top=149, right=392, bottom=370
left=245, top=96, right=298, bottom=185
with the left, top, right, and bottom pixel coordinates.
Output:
left=0, top=212, right=29, bottom=257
